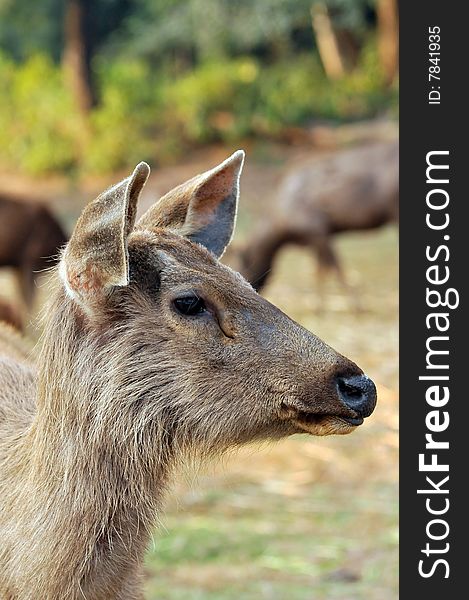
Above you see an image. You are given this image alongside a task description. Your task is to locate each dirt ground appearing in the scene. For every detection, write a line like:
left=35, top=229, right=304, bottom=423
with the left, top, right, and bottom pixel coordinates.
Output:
left=0, top=138, right=398, bottom=599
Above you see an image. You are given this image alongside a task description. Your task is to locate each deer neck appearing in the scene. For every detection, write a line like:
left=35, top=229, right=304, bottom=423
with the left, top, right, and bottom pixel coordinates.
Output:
left=27, top=288, right=172, bottom=597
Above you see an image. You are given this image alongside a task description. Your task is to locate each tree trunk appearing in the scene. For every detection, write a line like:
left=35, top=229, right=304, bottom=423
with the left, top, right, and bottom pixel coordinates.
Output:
left=311, top=3, right=346, bottom=80
left=62, top=0, right=96, bottom=114
left=377, top=0, right=399, bottom=86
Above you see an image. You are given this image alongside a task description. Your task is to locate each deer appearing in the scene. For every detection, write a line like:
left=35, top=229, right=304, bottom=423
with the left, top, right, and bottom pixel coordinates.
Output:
left=0, top=194, right=68, bottom=309
left=0, top=298, right=23, bottom=331
left=0, top=151, right=376, bottom=600
left=233, top=140, right=398, bottom=304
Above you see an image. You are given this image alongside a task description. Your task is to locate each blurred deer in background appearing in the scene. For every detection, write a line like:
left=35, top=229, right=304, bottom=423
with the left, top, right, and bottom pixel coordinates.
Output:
left=234, top=141, right=398, bottom=306
left=0, top=298, right=23, bottom=331
left=0, top=152, right=376, bottom=600
left=0, top=194, right=68, bottom=309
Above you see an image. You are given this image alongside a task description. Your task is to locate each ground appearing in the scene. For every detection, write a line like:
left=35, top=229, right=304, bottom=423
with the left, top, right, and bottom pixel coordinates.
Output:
left=0, top=139, right=398, bottom=599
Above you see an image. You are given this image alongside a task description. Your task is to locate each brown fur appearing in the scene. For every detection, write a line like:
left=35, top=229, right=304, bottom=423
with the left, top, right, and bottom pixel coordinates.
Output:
left=0, top=153, right=374, bottom=599
left=0, top=194, right=68, bottom=307
left=235, top=141, right=398, bottom=292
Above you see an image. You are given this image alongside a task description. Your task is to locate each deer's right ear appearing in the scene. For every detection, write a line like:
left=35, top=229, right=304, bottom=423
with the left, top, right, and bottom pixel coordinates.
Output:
left=60, top=162, right=150, bottom=307
left=136, top=150, right=244, bottom=258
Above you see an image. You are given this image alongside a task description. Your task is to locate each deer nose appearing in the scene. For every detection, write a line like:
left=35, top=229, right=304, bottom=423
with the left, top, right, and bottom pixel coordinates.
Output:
left=336, top=374, right=377, bottom=418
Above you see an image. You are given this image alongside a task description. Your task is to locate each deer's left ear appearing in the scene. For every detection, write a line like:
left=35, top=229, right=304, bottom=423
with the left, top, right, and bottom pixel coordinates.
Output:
left=137, top=150, right=244, bottom=258
left=60, top=162, right=150, bottom=307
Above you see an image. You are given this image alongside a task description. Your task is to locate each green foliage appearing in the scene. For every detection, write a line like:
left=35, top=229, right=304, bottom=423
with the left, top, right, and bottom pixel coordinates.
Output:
left=0, top=0, right=131, bottom=62
left=0, top=53, right=157, bottom=175
left=0, top=52, right=79, bottom=175
left=161, top=42, right=396, bottom=145
left=0, top=0, right=398, bottom=177
left=0, top=0, right=64, bottom=61
left=161, top=58, right=260, bottom=144
left=0, top=0, right=370, bottom=64
left=117, top=0, right=314, bottom=61
left=0, top=39, right=396, bottom=177
left=82, top=59, right=157, bottom=174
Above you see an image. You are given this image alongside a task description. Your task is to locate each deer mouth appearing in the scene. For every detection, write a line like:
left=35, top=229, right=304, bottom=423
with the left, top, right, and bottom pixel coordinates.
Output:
left=295, top=413, right=363, bottom=435
left=279, top=401, right=365, bottom=436
left=282, top=406, right=363, bottom=436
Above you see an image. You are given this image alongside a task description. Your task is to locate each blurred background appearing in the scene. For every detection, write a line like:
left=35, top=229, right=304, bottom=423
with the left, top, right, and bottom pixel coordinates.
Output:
left=0, top=1, right=398, bottom=598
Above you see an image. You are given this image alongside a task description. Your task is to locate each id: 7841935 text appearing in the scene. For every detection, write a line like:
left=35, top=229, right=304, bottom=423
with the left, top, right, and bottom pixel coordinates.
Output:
left=428, top=26, right=441, bottom=105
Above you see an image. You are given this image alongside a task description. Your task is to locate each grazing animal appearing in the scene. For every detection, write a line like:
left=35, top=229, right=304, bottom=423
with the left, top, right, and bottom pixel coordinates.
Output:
left=0, top=194, right=68, bottom=308
left=0, top=152, right=376, bottom=600
left=0, top=299, right=23, bottom=331
left=235, top=141, right=398, bottom=295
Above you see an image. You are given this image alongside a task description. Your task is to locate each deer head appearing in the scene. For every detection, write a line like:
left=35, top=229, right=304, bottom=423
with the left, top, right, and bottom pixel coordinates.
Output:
left=57, top=151, right=376, bottom=457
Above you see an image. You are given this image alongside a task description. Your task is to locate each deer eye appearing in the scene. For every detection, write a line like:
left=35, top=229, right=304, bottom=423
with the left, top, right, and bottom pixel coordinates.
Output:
left=173, top=295, right=207, bottom=317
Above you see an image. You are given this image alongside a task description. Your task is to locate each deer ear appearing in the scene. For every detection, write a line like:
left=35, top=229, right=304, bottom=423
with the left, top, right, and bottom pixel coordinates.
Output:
left=136, top=150, right=244, bottom=258
left=61, top=162, right=150, bottom=306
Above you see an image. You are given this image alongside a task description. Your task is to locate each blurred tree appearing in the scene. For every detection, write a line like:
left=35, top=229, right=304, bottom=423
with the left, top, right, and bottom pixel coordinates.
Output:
left=1, top=0, right=390, bottom=82
left=376, top=0, right=398, bottom=86
left=0, top=0, right=132, bottom=108
left=311, top=0, right=369, bottom=79
left=113, top=0, right=315, bottom=66
left=63, top=0, right=96, bottom=113
left=316, top=0, right=399, bottom=84
left=61, top=0, right=134, bottom=114
left=311, top=3, right=345, bottom=79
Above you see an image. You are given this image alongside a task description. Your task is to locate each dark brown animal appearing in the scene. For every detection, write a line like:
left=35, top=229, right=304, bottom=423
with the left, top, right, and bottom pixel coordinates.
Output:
left=0, top=194, right=68, bottom=307
left=0, top=298, right=23, bottom=331
left=235, top=141, right=398, bottom=296
left=0, top=152, right=376, bottom=600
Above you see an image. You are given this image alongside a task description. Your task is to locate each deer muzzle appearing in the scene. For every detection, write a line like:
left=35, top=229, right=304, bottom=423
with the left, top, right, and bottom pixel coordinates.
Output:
left=335, top=374, right=377, bottom=425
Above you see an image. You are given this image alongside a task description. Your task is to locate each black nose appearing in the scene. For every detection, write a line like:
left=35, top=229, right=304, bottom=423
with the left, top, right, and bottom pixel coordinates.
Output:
left=336, top=374, right=377, bottom=417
